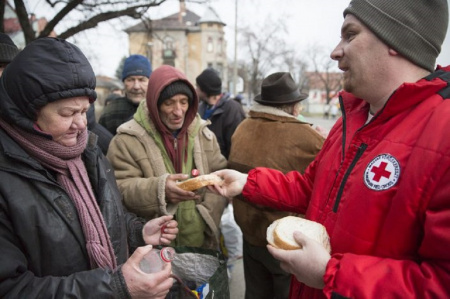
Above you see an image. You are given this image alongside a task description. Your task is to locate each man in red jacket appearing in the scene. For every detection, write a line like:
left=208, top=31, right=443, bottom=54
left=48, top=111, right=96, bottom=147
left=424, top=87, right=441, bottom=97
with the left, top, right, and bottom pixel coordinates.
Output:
left=208, top=0, right=450, bottom=298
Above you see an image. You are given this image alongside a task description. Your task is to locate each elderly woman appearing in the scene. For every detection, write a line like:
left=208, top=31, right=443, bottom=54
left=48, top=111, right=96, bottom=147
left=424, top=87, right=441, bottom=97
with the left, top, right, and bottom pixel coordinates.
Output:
left=0, top=37, right=178, bottom=298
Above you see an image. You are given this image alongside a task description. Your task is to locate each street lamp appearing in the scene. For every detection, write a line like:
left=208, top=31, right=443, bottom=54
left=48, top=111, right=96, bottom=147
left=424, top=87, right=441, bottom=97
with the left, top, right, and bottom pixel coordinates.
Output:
left=232, top=0, right=238, bottom=96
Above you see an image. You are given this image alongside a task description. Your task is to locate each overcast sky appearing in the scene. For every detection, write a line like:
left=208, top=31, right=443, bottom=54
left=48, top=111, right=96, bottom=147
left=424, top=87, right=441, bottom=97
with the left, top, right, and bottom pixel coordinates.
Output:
left=55, top=0, right=450, bottom=78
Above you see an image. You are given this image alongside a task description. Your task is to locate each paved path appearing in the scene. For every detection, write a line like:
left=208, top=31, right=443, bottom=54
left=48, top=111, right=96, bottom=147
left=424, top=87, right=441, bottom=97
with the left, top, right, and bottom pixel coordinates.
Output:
left=228, top=258, right=245, bottom=298
left=303, top=115, right=339, bottom=131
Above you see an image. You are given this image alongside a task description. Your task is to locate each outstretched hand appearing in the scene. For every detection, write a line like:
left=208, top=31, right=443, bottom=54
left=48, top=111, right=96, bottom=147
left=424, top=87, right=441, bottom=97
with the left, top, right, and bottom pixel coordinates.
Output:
left=267, top=231, right=331, bottom=289
left=165, top=174, right=200, bottom=204
left=207, top=169, right=248, bottom=199
left=143, top=215, right=178, bottom=246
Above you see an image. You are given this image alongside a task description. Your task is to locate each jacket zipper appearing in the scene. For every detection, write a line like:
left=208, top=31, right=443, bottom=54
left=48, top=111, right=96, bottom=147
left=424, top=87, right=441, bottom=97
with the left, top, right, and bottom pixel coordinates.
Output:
left=333, top=143, right=368, bottom=212
left=339, top=96, right=347, bottom=160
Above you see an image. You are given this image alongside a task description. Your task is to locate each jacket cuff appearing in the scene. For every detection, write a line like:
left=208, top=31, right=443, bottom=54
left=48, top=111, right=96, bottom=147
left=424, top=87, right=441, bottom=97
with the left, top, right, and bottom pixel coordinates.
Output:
left=158, top=173, right=170, bottom=214
left=111, top=266, right=132, bottom=299
left=323, top=254, right=343, bottom=297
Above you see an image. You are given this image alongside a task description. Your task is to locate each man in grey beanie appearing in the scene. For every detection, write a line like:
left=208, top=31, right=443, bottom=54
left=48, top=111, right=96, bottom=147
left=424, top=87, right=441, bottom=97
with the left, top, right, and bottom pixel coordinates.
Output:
left=206, top=1, right=450, bottom=298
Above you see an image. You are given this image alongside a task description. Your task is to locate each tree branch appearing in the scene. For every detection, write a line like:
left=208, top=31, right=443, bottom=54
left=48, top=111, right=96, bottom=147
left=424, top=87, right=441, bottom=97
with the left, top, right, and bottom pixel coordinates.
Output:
left=42, top=2, right=165, bottom=39
left=39, top=0, right=83, bottom=38
left=14, top=0, right=35, bottom=44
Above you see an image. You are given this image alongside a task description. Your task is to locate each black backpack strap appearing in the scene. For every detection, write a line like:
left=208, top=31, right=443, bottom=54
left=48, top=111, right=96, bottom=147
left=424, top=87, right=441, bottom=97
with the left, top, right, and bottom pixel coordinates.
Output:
left=424, top=70, right=450, bottom=99
left=439, top=85, right=450, bottom=99
left=331, top=292, right=351, bottom=299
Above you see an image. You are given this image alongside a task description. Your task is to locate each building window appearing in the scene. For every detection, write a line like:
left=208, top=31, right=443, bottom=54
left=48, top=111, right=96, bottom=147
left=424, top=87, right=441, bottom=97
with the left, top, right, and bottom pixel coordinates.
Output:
left=163, top=36, right=175, bottom=66
left=207, top=37, right=213, bottom=53
left=218, top=38, right=223, bottom=54
left=216, top=63, right=223, bottom=78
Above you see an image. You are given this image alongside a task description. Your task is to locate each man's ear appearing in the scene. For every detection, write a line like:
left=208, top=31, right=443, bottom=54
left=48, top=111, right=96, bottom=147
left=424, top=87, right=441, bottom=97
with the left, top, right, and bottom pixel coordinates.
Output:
left=388, top=48, right=399, bottom=56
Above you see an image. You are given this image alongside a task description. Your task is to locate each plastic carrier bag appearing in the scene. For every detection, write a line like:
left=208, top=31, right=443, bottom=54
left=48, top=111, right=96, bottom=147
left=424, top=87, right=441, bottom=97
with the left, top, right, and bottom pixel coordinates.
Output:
left=166, top=246, right=230, bottom=299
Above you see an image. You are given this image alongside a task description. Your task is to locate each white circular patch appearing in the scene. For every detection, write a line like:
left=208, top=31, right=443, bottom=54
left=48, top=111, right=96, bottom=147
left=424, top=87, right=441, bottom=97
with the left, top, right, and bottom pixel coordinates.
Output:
left=364, top=154, right=400, bottom=191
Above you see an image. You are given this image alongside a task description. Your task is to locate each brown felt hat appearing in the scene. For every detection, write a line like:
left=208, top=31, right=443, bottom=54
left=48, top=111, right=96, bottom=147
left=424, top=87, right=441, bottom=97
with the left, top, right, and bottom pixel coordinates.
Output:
left=254, top=72, right=307, bottom=106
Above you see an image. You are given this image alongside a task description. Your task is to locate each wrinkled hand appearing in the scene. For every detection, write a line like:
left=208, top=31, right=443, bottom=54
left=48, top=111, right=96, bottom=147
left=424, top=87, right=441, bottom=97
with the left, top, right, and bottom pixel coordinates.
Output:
left=165, top=174, right=200, bottom=204
left=143, top=215, right=179, bottom=246
left=207, top=169, right=248, bottom=199
left=121, top=245, right=173, bottom=299
left=267, top=231, right=331, bottom=289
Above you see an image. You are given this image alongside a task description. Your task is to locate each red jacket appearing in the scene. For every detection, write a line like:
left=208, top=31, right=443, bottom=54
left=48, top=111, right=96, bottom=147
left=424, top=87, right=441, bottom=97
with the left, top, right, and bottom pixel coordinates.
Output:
left=243, top=66, right=450, bottom=298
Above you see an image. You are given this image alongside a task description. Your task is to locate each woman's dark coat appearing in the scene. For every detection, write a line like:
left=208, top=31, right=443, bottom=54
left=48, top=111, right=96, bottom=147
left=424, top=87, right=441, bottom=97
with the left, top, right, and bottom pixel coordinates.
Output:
left=0, top=37, right=144, bottom=298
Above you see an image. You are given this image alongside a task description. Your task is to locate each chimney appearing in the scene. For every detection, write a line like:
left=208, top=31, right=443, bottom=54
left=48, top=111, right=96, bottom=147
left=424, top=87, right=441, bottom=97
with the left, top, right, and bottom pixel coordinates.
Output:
left=179, top=0, right=186, bottom=23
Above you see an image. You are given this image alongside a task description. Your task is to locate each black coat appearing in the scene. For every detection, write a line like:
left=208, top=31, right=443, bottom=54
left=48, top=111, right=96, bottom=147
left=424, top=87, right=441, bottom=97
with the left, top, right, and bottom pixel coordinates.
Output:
left=0, top=38, right=144, bottom=298
left=87, top=103, right=113, bottom=155
left=198, top=93, right=246, bottom=158
left=0, top=129, right=145, bottom=298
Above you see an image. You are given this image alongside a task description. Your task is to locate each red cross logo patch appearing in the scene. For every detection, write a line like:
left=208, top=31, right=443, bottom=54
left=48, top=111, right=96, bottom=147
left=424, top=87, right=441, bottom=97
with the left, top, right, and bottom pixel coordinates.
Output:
left=364, top=154, right=400, bottom=191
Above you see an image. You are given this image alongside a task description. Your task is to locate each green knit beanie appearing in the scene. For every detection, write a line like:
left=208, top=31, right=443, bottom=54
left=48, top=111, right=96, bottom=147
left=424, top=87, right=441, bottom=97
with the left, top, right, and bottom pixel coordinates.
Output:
left=344, top=0, right=449, bottom=72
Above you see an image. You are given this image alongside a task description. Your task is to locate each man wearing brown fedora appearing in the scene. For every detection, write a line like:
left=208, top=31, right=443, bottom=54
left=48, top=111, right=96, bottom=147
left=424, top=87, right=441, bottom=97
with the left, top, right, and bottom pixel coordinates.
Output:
left=227, top=72, right=325, bottom=299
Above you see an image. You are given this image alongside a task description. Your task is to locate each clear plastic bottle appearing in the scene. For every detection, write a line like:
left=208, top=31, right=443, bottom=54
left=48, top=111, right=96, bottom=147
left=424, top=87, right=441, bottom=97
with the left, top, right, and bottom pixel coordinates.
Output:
left=139, top=247, right=176, bottom=273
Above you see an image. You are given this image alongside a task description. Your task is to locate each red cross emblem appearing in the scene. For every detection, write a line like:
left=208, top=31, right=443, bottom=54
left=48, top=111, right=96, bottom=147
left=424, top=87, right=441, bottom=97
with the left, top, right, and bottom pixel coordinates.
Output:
left=364, top=154, right=400, bottom=191
left=370, top=162, right=392, bottom=182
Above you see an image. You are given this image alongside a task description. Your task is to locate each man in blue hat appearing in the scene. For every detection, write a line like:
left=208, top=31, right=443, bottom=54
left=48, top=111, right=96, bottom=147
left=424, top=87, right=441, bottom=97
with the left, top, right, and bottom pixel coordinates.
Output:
left=99, top=54, right=152, bottom=135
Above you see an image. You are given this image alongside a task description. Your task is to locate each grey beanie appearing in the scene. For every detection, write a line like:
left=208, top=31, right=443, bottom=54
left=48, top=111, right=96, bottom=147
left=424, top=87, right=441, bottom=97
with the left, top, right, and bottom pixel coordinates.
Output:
left=158, top=80, right=194, bottom=106
left=344, top=0, right=449, bottom=72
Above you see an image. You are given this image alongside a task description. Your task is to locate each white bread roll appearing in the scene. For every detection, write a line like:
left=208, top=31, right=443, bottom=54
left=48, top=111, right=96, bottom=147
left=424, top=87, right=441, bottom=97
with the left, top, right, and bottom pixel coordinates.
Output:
left=267, top=216, right=331, bottom=252
left=176, top=174, right=223, bottom=191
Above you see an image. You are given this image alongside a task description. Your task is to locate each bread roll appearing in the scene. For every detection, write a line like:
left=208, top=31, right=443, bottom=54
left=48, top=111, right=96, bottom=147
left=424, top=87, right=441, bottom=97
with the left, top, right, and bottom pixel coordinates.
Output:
left=267, top=216, right=331, bottom=252
left=176, top=174, right=223, bottom=191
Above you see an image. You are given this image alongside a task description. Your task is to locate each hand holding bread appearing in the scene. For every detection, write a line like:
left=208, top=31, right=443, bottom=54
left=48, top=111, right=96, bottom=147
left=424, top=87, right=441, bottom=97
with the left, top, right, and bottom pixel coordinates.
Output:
left=176, top=174, right=223, bottom=191
left=267, top=216, right=331, bottom=252
left=266, top=216, right=331, bottom=289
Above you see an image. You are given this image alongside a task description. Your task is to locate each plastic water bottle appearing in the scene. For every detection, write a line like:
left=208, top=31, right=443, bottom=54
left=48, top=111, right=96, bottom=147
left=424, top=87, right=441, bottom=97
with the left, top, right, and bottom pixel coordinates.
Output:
left=139, top=247, right=176, bottom=273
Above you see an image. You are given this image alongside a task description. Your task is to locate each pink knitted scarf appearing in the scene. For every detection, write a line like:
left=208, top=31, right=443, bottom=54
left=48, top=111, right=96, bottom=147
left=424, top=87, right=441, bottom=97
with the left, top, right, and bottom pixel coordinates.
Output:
left=0, top=119, right=117, bottom=270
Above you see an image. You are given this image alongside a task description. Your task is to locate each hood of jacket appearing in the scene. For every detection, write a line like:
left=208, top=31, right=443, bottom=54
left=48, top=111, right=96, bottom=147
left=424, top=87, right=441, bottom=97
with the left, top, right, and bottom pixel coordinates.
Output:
left=146, top=65, right=198, bottom=139
left=0, top=37, right=97, bottom=134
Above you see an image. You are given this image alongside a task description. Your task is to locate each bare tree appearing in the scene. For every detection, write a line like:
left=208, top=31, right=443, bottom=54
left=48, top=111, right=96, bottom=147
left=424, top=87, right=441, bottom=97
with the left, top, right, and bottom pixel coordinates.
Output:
left=239, top=17, right=293, bottom=103
left=1, top=0, right=207, bottom=45
left=281, top=50, right=309, bottom=93
left=307, top=44, right=342, bottom=105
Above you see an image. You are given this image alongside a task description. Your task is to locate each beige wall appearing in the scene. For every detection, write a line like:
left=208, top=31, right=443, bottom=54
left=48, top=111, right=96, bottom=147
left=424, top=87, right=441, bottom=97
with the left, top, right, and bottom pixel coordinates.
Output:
left=127, top=22, right=228, bottom=87
left=128, top=32, right=150, bottom=56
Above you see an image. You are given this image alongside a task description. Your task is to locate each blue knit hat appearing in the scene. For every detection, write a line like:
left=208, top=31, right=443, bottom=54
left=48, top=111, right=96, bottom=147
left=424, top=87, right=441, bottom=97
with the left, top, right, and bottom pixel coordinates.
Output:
left=121, top=54, right=152, bottom=81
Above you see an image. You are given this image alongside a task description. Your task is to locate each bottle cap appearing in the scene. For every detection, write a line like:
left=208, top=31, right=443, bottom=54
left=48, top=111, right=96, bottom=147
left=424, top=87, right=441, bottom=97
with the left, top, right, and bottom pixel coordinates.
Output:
left=160, top=247, right=176, bottom=263
left=191, top=169, right=200, bottom=177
